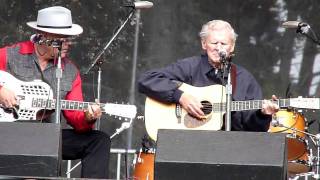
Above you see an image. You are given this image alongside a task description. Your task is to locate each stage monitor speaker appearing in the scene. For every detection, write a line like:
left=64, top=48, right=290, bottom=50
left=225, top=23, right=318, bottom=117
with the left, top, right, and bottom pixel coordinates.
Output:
left=155, top=130, right=287, bottom=180
left=0, top=122, right=61, bottom=177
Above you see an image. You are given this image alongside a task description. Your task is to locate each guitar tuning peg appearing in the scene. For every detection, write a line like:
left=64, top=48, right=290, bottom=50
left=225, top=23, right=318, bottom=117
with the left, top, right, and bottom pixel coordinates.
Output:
left=118, top=117, right=122, bottom=120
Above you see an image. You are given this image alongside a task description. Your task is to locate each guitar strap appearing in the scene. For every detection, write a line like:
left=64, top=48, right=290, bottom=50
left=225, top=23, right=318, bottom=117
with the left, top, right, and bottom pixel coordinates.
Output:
left=231, top=64, right=237, bottom=96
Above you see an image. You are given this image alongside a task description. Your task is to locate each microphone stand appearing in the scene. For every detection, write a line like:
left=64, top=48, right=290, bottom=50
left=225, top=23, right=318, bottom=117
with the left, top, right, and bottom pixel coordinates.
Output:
left=83, top=8, right=135, bottom=130
left=53, top=41, right=63, bottom=124
left=51, top=40, right=63, bottom=177
left=222, top=57, right=232, bottom=131
left=295, top=23, right=320, bottom=179
left=66, top=8, right=137, bottom=176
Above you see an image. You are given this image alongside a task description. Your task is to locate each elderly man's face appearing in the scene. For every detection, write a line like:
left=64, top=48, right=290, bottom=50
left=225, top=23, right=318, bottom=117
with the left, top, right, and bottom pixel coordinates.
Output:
left=201, top=29, right=235, bottom=67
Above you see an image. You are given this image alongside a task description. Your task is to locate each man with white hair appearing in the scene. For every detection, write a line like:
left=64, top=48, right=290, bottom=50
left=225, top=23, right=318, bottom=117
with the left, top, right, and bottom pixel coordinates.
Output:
left=138, top=20, right=279, bottom=132
left=0, top=6, right=110, bottom=178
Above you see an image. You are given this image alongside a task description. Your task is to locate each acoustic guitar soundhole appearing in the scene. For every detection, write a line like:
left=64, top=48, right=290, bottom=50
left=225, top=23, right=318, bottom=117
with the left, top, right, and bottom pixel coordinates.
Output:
left=200, top=100, right=212, bottom=115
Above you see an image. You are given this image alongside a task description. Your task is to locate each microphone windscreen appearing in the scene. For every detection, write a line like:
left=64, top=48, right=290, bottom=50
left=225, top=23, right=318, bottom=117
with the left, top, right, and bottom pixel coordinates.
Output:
left=30, top=34, right=42, bottom=43
left=218, top=50, right=227, bottom=58
left=134, top=1, right=154, bottom=9
left=282, top=21, right=300, bottom=28
left=30, top=34, right=37, bottom=42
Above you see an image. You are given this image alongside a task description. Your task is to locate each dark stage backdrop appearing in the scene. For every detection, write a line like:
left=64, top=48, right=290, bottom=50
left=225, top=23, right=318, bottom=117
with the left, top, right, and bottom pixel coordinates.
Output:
left=1, top=0, right=320, bottom=178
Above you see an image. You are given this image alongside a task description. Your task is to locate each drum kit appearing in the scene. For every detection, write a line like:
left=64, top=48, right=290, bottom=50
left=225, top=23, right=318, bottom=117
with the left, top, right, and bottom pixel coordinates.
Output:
left=268, top=109, right=320, bottom=179
left=132, top=148, right=155, bottom=180
left=131, top=109, right=320, bottom=180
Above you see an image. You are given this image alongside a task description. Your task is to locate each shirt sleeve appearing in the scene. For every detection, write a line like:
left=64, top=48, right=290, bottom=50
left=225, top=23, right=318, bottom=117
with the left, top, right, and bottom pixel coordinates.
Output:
left=241, top=82, right=272, bottom=131
left=0, top=47, right=7, bottom=71
left=138, top=59, right=192, bottom=103
left=232, top=71, right=272, bottom=132
left=0, top=47, right=7, bottom=90
left=62, top=72, right=94, bottom=132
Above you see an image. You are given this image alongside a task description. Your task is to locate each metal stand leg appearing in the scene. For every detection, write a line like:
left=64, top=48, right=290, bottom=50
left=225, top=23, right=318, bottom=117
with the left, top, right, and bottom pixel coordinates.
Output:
left=117, top=153, right=121, bottom=180
left=314, top=134, right=320, bottom=179
left=67, top=160, right=71, bottom=178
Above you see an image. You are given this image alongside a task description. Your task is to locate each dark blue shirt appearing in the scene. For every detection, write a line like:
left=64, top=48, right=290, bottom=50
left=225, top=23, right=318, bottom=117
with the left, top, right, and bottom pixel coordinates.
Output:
left=138, top=54, right=271, bottom=131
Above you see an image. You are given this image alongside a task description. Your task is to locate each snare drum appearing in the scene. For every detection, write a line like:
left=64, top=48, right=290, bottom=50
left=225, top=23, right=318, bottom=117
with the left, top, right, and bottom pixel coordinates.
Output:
left=133, top=149, right=155, bottom=180
left=269, top=110, right=307, bottom=161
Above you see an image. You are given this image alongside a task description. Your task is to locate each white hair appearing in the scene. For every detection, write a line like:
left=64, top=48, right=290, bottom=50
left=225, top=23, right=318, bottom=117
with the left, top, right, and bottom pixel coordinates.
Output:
left=199, top=20, right=238, bottom=44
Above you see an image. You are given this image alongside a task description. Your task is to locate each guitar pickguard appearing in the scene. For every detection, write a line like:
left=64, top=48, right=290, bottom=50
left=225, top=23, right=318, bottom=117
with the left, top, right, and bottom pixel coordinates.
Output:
left=183, top=114, right=212, bottom=128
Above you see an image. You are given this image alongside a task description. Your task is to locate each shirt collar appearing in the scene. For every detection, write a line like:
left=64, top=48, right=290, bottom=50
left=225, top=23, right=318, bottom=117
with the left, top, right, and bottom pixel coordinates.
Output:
left=200, top=53, right=217, bottom=75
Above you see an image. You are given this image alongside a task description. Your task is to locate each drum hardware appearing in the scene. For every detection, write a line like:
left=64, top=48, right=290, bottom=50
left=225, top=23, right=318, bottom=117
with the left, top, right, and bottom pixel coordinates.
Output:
left=133, top=135, right=156, bottom=180
left=270, top=110, right=307, bottom=161
left=133, top=148, right=155, bottom=180
left=273, top=116, right=320, bottom=179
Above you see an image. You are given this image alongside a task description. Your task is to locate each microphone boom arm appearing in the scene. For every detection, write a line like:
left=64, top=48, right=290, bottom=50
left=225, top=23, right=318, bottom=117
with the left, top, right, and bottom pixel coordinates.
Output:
left=302, top=29, right=320, bottom=45
left=84, top=9, right=135, bottom=74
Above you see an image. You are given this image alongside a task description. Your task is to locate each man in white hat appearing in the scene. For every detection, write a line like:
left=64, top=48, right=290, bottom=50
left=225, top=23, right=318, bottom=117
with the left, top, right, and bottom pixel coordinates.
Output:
left=0, top=6, right=110, bottom=178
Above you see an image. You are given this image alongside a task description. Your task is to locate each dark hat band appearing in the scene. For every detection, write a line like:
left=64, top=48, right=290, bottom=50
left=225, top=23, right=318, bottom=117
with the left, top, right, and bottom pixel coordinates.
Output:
left=37, top=25, right=72, bottom=29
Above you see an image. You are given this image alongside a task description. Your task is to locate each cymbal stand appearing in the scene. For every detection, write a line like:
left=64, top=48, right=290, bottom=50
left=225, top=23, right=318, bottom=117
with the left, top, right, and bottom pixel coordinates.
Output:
left=273, top=120, right=320, bottom=179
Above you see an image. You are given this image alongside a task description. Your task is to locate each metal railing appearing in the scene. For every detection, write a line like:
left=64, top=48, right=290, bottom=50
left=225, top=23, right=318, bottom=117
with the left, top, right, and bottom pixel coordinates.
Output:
left=66, top=148, right=137, bottom=180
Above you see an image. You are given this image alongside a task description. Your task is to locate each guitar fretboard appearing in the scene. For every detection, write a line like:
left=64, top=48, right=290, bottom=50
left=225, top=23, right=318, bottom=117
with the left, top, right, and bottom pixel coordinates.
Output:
left=210, top=99, right=289, bottom=112
left=31, top=98, right=105, bottom=110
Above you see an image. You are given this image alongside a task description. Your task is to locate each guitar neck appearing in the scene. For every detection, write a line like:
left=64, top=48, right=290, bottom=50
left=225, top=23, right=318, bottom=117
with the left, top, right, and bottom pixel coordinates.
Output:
left=212, top=99, right=289, bottom=112
left=31, top=98, right=137, bottom=119
left=32, top=98, right=104, bottom=111
left=231, top=99, right=289, bottom=111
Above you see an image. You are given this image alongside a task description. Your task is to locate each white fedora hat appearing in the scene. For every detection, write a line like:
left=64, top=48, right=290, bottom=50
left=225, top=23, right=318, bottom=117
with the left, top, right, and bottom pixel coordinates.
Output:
left=26, top=6, right=83, bottom=36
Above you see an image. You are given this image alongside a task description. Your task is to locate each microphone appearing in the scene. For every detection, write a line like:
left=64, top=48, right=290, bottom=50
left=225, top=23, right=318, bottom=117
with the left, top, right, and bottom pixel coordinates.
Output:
left=123, top=1, right=154, bottom=9
left=30, top=34, right=43, bottom=44
left=218, top=50, right=227, bottom=63
left=282, top=21, right=308, bottom=28
left=282, top=21, right=310, bottom=33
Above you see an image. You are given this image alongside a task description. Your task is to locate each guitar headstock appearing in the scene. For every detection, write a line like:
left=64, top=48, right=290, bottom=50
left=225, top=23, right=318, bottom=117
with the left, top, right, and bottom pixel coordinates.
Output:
left=102, top=103, right=137, bottom=119
left=289, top=97, right=320, bottom=109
